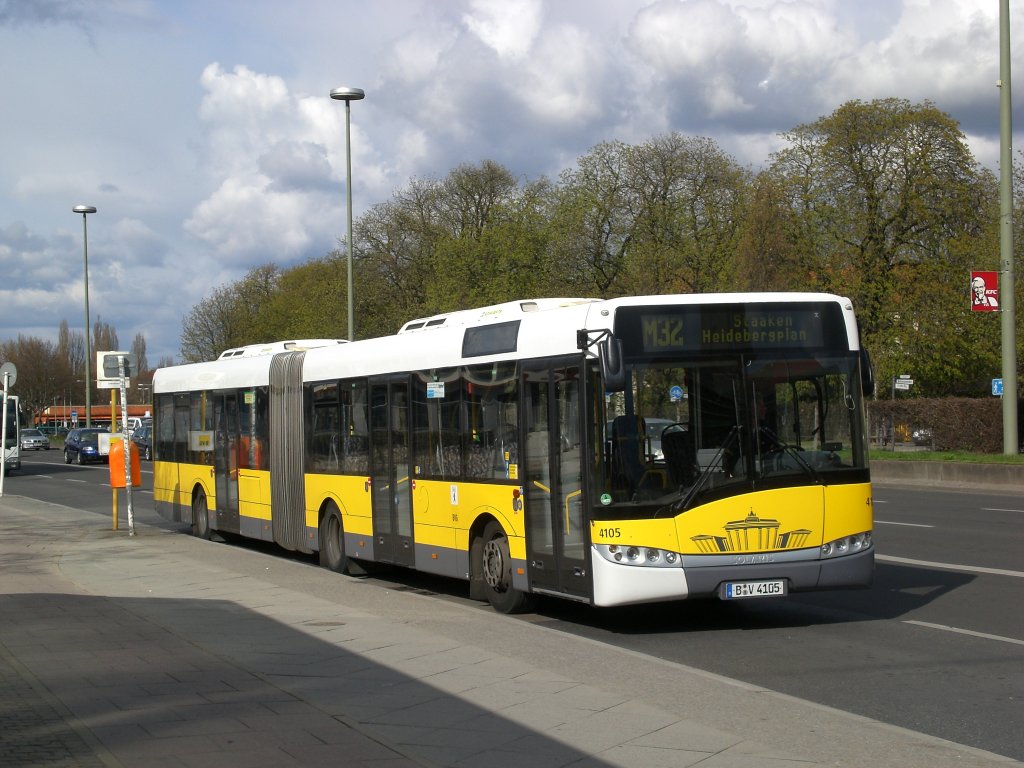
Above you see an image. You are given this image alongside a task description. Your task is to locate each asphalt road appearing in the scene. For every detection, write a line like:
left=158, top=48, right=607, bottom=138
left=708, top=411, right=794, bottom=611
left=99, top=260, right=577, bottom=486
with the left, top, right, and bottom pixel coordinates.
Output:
left=4, top=449, right=1023, bottom=761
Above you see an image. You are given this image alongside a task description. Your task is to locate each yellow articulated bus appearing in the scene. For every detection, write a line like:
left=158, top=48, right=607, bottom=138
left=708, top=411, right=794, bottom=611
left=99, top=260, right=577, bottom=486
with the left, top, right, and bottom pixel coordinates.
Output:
left=152, top=293, right=874, bottom=613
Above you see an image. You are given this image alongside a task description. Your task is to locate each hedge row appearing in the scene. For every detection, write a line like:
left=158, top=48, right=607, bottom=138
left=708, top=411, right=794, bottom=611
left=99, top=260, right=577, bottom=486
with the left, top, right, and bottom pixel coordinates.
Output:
left=866, top=398, right=1018, bottom=453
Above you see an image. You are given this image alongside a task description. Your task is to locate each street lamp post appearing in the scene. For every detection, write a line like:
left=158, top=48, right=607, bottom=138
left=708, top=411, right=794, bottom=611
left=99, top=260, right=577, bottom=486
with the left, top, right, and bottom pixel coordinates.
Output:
left=330, top=86, right=364, bottom=342
left=73, top=205, right=96, bottom=427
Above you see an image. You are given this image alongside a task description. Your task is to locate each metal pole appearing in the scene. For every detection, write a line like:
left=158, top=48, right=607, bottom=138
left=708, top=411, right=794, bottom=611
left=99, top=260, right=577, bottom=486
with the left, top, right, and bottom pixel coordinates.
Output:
left=999, top=0, right=1018, bottom=454
left=118, top=358, right=135, bottom=536
left=82, top=213, right=92, bottom=427
left=331, top=86, right=363, bottom=342
left=75, top=206, right=97, bottom=428
left=345, top=98, right=355, bottom=342
left=0, top=371, right=9, bottom=497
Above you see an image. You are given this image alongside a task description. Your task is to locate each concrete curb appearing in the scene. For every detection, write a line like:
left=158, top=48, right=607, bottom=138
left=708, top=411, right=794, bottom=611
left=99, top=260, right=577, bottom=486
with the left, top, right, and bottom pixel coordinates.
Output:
left=871, top=459, right=1024, bottom=491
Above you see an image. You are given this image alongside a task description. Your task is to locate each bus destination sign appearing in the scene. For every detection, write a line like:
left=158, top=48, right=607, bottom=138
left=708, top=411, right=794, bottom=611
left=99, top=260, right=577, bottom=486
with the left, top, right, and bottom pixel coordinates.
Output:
left=631, top=305, right=833, bottom=354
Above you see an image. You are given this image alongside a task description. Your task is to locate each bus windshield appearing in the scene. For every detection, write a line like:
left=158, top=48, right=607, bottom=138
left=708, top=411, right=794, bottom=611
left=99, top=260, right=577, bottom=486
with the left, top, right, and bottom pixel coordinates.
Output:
left=599, top=307, right=868, bottom=510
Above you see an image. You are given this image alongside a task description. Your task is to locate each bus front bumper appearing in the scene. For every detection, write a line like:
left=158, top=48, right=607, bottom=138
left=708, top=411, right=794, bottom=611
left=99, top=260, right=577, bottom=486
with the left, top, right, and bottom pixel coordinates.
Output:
left=591, top=546, right=874, bottom=608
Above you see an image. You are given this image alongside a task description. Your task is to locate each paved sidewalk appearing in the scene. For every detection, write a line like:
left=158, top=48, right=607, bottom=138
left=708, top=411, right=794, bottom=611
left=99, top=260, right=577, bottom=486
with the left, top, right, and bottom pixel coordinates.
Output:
left=0, top=494, right=1019, bottom=768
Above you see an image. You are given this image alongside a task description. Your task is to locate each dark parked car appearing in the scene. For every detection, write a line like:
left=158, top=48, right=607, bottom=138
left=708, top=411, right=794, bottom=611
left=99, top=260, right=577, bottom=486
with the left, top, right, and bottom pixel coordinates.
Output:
left=20, top=428, right=51, bottom=451
left=63, top=428, right=109, bottom=465
left=130, top=424, right=153, bottom=461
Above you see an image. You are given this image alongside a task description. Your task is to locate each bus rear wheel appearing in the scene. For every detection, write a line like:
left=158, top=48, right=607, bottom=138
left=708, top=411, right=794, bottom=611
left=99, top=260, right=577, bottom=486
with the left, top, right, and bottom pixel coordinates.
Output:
left=192, top=491, right=211, bottom=540
left=479, top=521, right=533, bottom=614
left=319, top=502, right=349, bottom=573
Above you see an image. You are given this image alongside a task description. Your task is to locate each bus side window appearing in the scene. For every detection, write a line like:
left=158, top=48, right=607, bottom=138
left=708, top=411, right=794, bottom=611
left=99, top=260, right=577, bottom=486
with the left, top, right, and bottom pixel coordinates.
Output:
left=340, top=379, right=370, bottom=475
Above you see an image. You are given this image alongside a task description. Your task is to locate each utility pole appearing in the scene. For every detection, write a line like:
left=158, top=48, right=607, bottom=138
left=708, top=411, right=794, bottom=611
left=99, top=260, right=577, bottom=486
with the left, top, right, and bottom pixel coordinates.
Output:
left=999, top=0, right=1018, bottom=454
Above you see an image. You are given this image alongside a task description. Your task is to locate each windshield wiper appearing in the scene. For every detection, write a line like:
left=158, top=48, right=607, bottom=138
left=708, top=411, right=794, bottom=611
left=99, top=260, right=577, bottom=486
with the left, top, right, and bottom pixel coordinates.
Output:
left=758, top=427, right=820, bottom=481
left=655, top=426, right=741, bottom=517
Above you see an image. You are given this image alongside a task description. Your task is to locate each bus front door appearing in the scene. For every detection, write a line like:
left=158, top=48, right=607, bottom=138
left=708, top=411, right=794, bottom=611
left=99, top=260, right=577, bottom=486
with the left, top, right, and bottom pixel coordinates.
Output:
left=522, top=362, right=590, bottom=601
left=370, top=379, right=415, bottom=567
left=212, top=392, right=240, bottom=534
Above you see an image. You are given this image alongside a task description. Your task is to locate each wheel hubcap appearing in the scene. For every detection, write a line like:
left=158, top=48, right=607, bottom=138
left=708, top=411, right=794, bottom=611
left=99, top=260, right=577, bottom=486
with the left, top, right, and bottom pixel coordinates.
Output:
left=482, top=537, right=506, bottom=590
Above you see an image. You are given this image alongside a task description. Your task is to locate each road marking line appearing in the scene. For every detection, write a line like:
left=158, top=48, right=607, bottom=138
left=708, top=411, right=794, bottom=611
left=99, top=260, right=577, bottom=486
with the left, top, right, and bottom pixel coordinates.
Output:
left=903, top=620, right=1024, bottom=647
left=981, top=507, right=1024, bottom=513
left=875, top=520, right=934, bottom=528
left=877, top=554, right=1024, bottom=578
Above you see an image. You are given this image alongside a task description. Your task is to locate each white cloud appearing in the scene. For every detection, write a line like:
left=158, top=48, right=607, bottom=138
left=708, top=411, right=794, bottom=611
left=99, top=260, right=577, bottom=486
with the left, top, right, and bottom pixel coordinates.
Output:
left=828, top=0, right=997, bottom=106
left=184, top=175, right=327, bottom=264
left=382, top=22, right=460, bottom=85
left=462, top=0, right=543, bottom=60
left=521, top=24, right=604, bottom=124
left=629, top=0, right=745, bottom=71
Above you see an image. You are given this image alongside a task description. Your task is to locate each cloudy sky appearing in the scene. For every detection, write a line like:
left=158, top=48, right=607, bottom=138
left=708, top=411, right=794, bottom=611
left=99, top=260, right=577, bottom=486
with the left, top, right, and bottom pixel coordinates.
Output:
left=0, top=0, right=1018, bottom=365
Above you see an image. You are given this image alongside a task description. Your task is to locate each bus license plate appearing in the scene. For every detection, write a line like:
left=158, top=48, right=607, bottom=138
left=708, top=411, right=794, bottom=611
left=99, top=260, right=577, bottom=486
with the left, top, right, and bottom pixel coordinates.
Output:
left=721, top=580, right=786, bottom=600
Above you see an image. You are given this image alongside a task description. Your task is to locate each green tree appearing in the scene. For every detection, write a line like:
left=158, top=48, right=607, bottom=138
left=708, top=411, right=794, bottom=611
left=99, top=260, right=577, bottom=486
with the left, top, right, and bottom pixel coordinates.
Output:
left=622, top=133, right=749, bottom=295
left=263, top=256, right=346, bottom=340
left=354, top=179, right=445, bottom=337
left=551, top=134, right=749, bottom=298
left=0, top=336, right=64, bottom=421
left=425, top=178, right=556, bottom=310
left=551, top=140, right=635, bottom=295
left=179, top=265, right=281, bottom=361
left=734, top=171, right=812, bottom=291
left=354, top=160, right=549, bottom=335
left=770, top=98, right=998, bottom=395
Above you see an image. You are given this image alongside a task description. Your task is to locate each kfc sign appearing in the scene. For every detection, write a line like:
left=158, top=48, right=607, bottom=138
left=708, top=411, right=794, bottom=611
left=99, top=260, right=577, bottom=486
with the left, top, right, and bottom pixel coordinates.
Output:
left=971, top=271, right=999, bottom=312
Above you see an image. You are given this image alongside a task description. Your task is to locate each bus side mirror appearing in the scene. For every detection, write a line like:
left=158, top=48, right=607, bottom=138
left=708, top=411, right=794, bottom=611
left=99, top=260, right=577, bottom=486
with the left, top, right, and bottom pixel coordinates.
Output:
left=859, top=349, right=875, bottom=397
left=600, top=337, right=627, bottom=392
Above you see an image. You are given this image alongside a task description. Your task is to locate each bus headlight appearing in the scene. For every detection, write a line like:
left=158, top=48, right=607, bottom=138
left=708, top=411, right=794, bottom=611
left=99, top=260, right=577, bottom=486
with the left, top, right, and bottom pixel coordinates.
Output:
left=820, top=532, right=872, bottom=559
left=595, top=544, right=682, bottom=568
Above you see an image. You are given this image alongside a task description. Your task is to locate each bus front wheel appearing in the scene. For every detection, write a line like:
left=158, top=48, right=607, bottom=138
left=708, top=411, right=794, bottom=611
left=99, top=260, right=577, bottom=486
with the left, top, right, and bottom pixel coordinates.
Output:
left=479, top=521, right=533, bottom=614
left=192, top=491, right=211, bottom=540
left=319, top=502, right=349, bottom=573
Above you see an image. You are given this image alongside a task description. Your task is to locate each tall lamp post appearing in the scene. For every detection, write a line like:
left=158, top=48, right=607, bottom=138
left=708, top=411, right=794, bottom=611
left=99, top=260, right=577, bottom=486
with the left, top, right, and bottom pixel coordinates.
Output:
left=330, top=86, right=364, bottom=342
left=73, top=205, right=96, bottom=427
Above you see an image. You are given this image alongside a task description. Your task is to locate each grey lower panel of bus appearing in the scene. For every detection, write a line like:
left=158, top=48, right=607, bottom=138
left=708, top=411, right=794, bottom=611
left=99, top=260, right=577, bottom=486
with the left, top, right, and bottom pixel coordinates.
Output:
left=321, top=532, right=487, bottom=590
left=343, top=531, right=374, bottom=563
left=241, top=516, right=274, bottom=543
left=683, top=548, right=874, bottom=596
left=414, top=543, right=466, bottom=581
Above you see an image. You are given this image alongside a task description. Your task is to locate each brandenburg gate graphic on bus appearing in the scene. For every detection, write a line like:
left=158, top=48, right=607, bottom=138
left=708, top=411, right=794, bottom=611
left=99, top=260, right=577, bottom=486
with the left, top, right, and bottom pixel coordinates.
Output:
left=691, top=511, right=812, bottom=553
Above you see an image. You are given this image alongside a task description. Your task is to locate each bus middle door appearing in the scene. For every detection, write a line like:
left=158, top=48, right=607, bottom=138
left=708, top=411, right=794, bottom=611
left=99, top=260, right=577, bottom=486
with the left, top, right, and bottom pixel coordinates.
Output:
left=212, top=391, right=240, bottom=534
left=522, top=361, right=590, bottom=602
left=369, top=378, right=415, bottom=567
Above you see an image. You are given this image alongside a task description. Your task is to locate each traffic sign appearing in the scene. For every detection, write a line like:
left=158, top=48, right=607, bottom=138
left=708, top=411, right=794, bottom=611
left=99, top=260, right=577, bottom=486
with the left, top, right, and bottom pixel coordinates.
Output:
left=992, top=378, right=1004, bottom=396
left=894, top=380, right=912, bottom=391
left=0, top=361, right=16, bottom=389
